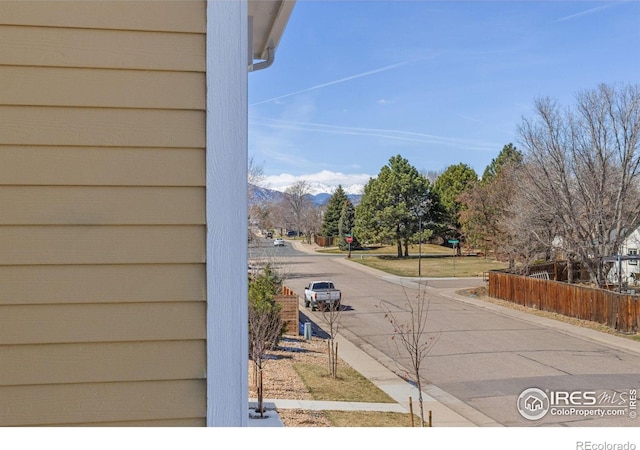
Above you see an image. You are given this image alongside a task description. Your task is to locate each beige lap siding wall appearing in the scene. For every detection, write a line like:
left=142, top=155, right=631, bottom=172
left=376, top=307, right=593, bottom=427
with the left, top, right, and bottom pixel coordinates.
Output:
left=0, top=1, right=208, bottom=426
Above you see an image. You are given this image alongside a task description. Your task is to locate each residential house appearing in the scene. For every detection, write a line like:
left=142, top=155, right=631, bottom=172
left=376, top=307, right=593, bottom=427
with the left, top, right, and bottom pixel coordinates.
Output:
left=607, top=226, right=640, bottom=287
left=0, top=0, right=294, bottom=427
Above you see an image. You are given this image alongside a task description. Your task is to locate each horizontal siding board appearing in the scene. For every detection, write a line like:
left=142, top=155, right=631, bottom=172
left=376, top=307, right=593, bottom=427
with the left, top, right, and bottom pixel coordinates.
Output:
left=0, top=146, right=205, bottom=187
left=0, top=302, right=206, bottom=345
left=66, top=418, right=206, bottom=427
left=0, top=107, right=205, bottom=148
left=0, top=1, right=211, bottom=428
left=0, top=225, right=205, bottom=265
left=0, top=25, right=205, bottom=71
left=0, top=186, right=205, bottom=225
left=0, top=1, right=206, bottom=33
left=0, top=341, right=205, bottom=386
left=0, top=380, right=206, bottom=426
left=0, top=66, right=205, bottom=109
left=0, top=264, right=206, bottom=305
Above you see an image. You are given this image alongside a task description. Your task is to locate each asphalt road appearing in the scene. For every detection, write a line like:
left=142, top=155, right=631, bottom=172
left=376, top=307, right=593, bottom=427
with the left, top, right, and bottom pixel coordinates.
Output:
left=254, top=239, right=640, bottom=427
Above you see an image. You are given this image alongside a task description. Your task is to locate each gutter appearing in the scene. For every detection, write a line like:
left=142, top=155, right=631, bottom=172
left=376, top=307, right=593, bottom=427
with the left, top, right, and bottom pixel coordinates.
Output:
left=249, top=44, right=274, bottom=72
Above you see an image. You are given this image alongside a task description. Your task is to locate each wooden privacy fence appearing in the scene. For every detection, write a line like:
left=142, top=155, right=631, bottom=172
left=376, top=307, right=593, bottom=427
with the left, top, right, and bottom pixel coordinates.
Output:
left=489, top=271, right=639, bottom=333
left=314, top=235, right=335, bottom=247
left=275, top=285, right=300, bottom=334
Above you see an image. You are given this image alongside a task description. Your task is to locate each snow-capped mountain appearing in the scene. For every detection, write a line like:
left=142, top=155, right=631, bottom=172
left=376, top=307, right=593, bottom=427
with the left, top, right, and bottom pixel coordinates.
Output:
left=303, top=182, right=365, bottom=196
left=249, top=184, right=362, bottom=206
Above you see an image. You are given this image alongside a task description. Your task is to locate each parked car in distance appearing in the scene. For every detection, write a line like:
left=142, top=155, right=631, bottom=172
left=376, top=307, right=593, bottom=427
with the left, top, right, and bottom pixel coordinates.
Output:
left=265, top=231, right=273, bottom=239
left=273, top=238, right=285, bottom=247
left=304, top=281, right=341, bottom=311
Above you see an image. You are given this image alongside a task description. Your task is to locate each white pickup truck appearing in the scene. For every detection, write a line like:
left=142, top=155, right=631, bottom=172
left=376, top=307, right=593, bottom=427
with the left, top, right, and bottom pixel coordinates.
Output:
left=304, top=281, right=341, bottom=311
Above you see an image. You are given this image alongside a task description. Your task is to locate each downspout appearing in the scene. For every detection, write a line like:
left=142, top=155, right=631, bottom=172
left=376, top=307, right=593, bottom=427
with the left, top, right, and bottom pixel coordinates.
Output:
left=247, top=17, right=275, bottom=72
left=249, top=45, right=275, bottom=72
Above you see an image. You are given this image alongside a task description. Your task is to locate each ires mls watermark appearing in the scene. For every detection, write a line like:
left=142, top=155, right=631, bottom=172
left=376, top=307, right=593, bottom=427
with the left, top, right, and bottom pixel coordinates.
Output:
left=517, top=387, right=637, bottom=421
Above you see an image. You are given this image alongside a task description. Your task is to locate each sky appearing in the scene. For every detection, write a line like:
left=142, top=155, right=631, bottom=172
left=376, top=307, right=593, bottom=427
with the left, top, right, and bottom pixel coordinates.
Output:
left=248, top=0, right=640, bottom=194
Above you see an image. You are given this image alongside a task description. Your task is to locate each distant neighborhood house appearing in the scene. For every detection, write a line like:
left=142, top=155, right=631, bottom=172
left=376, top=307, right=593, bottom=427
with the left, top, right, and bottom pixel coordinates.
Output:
left=607, top=226, right=640, bottom=286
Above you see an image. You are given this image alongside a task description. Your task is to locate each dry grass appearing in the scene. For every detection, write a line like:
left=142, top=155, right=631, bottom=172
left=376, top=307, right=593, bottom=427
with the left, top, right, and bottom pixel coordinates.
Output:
left=318, top=243, right=453, bottom=255
left=325, top=410, right=419, bottom=427
left=293, top=363, right=395, bottom=403
left=249, top=336, right=420, bottom=427
left=290, top=363, right=419, bottom=426
left=460, top=286, right=640, bottom=341
left=354, top=254, right=508, bottom=277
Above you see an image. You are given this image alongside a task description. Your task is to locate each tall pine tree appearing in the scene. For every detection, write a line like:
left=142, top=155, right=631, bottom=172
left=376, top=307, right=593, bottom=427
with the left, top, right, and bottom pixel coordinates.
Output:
left=321, top=185, right=349, bottom=237
left=337, top=198, right=357, bottom=250
left=355, top=155, right=436, bottom=257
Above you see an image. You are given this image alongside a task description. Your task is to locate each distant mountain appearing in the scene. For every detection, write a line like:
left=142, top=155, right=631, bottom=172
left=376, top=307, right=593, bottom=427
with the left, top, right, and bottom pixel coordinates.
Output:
left=249, top=184, right=285, bottom=204
left=249, top=184, right=361, bottom=206
left=303, top=182, right=365, bottom=197
left=310, top=192, right=331, bottom=205
left=306, top=183, right=363, bottom=206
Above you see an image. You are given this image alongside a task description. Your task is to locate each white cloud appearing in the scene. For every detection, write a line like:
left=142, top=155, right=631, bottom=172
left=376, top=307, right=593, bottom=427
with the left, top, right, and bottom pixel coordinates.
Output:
left=265, top=170, right=372, bottom=194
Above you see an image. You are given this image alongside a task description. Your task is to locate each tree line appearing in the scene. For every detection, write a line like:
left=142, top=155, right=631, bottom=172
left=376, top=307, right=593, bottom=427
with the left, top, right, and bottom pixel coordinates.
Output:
left=251, top=83, right=640, bottom=284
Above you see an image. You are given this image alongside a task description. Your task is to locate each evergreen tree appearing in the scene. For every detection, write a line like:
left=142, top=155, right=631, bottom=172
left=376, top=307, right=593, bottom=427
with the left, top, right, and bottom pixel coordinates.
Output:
left=355, top=155, right=436, bottom=257
left=337, top=199, right=358, bottom=250
left=481, top=143, right=523, bottom=184
left=432, top=163, right=478, bottom=239
left=321, top=185, right=349, bottom=237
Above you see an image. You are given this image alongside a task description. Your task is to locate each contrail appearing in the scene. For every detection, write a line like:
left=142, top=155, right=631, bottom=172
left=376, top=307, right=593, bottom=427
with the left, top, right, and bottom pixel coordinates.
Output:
left=249, top=61, right=409, bottom=106
left=250, top=117, right=498, bottom=152
left=553, top=3, right=617, bottom=23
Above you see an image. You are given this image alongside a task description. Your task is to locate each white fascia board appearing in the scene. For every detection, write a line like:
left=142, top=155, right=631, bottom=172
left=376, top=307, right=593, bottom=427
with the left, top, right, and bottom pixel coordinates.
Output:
left=249, top=0, right=296, bottom=60
left=206, top=0, right=249, bottom=427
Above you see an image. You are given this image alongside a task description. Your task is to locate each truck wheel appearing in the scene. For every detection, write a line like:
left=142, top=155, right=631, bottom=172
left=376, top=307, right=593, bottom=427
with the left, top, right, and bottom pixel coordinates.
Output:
left=304, top=299, right=310, bottom=308
left=311, top=304, right=317, bottom=311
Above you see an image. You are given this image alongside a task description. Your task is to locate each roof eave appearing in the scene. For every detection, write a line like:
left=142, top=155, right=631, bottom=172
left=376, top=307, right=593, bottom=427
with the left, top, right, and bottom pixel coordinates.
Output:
left=248, top=0, right=296, bottom=62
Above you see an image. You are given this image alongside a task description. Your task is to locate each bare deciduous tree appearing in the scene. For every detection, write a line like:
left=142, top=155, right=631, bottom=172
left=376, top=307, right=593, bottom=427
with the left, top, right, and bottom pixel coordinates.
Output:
left=500, top=175, right=560, bottom=272
left=516, top=83, right=640, bottom=285
left=301, top=203, right=323, bottom=245
left=248, top=156, right=265, bottom=198
left=378, top=285, right=439, bottom=426
left=248, top=266, right=284, bottom=418
left=317, top=302, right=343, bottom=378
left=282, top=180, right=314, bottom=235
left=458, top=145, right=523, bottom=260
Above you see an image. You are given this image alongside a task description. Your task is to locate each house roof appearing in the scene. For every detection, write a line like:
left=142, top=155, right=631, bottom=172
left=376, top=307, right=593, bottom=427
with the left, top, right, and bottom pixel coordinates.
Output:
left=248, top=0, right=296, bottom=61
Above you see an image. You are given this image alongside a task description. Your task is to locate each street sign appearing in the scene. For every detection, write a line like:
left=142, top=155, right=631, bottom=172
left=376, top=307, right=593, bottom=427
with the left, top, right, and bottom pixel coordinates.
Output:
left=448, top=239, right=459, bottom=244
left=346, top=235, right=353, bottom=244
